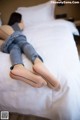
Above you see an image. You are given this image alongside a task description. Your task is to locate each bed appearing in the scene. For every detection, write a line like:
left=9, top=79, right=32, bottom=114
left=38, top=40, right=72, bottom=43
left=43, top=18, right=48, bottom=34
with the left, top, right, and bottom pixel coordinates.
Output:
left=0, top=1, right=80, bottom=120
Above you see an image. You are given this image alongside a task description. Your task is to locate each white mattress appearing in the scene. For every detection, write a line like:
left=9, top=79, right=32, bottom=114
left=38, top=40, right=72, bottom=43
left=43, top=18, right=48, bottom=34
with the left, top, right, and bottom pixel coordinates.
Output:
left=0, top=20, right=80, bottom=120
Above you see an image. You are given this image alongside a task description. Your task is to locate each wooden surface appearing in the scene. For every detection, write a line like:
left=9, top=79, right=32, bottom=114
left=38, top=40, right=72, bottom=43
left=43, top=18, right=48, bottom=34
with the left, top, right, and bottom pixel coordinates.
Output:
left=9, top=113, right=50, bottom=120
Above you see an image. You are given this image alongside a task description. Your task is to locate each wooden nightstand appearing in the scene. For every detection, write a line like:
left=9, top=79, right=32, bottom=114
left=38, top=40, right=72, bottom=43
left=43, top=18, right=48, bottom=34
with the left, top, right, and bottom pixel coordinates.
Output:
left=76, top=26, right=80, bottom=35
left=74, top=20, right=80, bottom=44
left=74, top=20, right=80, bottom=34
left=74, top=35, right=80, bottom=45
left=55, top=13, right=67, bottom=19
left=74, top=20, right=80, bottom=58
left=74, top=35, right=80, bottom=58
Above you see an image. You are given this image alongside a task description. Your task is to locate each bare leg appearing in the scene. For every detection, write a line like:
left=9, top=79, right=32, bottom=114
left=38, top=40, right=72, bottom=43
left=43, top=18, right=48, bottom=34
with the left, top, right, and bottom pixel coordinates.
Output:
left=10, top=64, right=47, bottom=88
left=33, top=58, right=61, bottom=90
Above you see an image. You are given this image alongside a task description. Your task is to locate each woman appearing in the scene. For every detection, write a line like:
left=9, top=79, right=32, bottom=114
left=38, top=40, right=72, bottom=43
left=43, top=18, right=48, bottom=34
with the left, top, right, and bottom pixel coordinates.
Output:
left=0, top=12, right=60, bottom=90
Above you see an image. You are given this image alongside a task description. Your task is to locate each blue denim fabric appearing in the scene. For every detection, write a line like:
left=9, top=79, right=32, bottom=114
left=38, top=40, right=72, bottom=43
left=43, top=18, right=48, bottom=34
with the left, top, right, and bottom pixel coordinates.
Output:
left=1, top=31, right=25, bottom=53
left=1, top=31, right=43, bottom=68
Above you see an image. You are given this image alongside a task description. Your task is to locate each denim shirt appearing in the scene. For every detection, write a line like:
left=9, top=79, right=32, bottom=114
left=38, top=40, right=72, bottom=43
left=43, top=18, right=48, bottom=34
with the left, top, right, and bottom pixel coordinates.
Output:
left=0, top=31, right=26, bottom=53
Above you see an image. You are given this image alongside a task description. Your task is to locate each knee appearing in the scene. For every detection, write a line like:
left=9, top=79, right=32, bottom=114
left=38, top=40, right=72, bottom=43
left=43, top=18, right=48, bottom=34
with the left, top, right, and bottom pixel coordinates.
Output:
left=11, top=45, right=21, bottom=52
left=13, top=45, right=20, bottom=49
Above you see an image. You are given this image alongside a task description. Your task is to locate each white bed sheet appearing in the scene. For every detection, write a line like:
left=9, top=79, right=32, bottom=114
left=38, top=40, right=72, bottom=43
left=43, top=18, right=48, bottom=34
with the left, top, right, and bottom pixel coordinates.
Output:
left=0, top=20, right=80, bottom=120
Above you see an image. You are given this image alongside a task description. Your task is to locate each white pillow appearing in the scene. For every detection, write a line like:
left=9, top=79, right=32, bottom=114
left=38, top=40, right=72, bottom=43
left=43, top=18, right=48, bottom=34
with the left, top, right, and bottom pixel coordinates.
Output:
left=16, top=1, right=55, bottom=26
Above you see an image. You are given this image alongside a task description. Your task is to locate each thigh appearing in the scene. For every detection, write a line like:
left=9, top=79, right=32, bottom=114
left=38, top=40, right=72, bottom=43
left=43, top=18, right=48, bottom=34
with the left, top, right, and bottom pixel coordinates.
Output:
left=8, top=43, right=18, bottom=51
left=14, top=36, right=27, bottom=49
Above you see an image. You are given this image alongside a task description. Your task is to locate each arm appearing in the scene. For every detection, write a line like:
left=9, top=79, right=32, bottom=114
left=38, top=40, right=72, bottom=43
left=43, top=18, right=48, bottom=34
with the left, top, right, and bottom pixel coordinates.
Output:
left=18, top=20, right=25, bottom=30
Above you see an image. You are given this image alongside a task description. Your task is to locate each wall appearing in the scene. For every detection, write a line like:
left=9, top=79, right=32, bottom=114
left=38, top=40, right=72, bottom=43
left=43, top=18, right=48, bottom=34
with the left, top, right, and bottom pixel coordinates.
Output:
left=55, top=1, right=80, bottom=21
left=0, top=0, right=80, bottom=24
left=0, top=0, right=48, bottom=24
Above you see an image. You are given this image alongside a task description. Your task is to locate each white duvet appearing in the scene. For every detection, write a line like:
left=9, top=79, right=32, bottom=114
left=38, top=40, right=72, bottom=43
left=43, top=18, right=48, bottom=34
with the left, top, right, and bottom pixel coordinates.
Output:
left=0, top=20, right=80, bottom=120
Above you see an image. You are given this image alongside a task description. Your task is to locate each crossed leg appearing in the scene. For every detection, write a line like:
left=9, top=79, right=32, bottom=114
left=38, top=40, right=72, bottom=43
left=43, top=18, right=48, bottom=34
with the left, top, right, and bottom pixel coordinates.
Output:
left=10, top=64, right=47, bottom=88
left=33, top=58, right=61, bottom=90
left=9, top=42, right=60, bottom=90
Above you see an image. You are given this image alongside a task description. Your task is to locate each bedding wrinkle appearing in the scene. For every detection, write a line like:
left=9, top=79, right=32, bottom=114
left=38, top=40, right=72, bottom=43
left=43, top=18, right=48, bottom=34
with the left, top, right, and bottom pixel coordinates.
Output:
left=0, top=19, right=80, bottom=120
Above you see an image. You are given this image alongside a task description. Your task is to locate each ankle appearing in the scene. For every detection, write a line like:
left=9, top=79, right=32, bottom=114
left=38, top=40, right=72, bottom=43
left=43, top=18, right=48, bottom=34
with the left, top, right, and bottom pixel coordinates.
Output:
left=34, top=57, right=42, bottom=64
left=13, top=64, right=24, bottom=69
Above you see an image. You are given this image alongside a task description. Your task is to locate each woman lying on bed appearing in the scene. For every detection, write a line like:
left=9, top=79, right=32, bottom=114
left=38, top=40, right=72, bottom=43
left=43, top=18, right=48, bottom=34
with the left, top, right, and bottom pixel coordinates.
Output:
left=0, top=12, right=60, bottom=90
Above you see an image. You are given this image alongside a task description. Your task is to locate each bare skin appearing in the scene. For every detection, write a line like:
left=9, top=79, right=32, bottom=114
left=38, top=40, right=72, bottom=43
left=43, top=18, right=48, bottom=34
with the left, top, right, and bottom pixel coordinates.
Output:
left=33, top=58, right=61, bottom=90
left=10, top=57, right=60, bottom=90
left=0, top=21, right=60, bottom=90
left=10, top=64, right=47, bottom=88
left=0, top=25, right=47, bottom=88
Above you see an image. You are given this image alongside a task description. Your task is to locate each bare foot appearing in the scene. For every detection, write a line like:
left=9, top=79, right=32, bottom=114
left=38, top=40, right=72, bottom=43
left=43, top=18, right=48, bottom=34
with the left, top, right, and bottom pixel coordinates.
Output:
left=33, top=63, right=60, bottom=90
left=10, top=65, right=47, bottom=88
